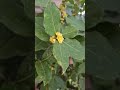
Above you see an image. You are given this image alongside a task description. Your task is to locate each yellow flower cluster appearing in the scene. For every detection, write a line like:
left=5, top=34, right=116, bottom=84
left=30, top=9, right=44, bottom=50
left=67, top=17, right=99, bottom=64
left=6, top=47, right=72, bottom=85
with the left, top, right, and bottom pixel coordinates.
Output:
left=56, top=32, right=64, bottom=43
left=59, top=4, right=68, bottom=24
left=49, top=36, right=56, bottom=43
left=49, top=32, right=64, bottom=44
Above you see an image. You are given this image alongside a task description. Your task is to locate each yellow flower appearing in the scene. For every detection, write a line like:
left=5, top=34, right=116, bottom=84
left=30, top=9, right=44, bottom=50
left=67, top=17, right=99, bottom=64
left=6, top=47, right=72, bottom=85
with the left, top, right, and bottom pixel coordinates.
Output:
left=59, top=4, right=65, bottom=11
left=56, top=32, right=62, bottom=36
left=61, top=21, right=64, bottom=24
left=49, top=32, right=64, bottom=44
left=57, top=35, right=64, bottom=43
left=62, top=11, right=68, bottom=18
left=60, top=18, right=64, bottom=24
left=49, top=36, right=56, bottom=43
left=56, top=32, right=64, bottom=43
left=60, top=18, right=64, bottom=21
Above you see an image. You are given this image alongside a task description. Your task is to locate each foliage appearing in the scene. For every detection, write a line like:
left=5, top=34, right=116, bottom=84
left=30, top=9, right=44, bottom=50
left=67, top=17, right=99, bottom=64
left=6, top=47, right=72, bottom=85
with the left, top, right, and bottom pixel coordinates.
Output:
left=0, top=0, right=34, bottom=89
left=86, top=0, right=120, bottom=89
left=35, top=0, right=85, bottom=89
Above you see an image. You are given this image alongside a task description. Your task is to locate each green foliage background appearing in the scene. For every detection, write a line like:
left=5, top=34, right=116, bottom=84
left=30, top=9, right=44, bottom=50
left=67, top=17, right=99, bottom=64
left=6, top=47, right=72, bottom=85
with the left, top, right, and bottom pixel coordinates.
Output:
left=0, top=0, right=34, bottom=89
left=86, top=0, right=120, bottom=90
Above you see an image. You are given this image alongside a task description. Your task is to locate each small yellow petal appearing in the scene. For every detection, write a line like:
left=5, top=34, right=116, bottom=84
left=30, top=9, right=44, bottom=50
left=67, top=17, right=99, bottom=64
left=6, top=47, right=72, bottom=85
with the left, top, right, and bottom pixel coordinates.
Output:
left=56, top=35, right=64, bottom=43
left=61, top=21, right=64, bottom=24
left=56, top=32, right=62, bottom=36
left=59, top=4, right=65, bottom=10
left=49, top=36, right=56, bottom=43
left=60, top=18, right=64, bottom=21
left=62, top=11, right=68, bottom=18
left=50, top=32, right=64, bottom=44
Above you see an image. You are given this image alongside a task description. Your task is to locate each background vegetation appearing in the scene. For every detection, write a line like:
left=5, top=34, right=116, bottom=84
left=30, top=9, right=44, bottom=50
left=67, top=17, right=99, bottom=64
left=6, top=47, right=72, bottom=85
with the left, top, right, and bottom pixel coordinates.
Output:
left=86, top=0, right=120, bottom=90
left=0, top=0, right=34, bottom=89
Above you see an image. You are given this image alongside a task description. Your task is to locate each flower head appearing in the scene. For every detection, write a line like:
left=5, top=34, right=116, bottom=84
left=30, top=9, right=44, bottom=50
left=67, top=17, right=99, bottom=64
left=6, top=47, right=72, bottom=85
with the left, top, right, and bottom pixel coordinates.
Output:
left=56, top=35, right=64, bottom=43
left=56, top=32, right=64, bottom=43
left=62, top=11, right=68, bottom=18
left=49, top=36, right=56, bottom=43
left=56, top=32, right=62, bottom=36
left=59, top=4, right=65, bottom=11
left=49, top=32, right=64, bottom=44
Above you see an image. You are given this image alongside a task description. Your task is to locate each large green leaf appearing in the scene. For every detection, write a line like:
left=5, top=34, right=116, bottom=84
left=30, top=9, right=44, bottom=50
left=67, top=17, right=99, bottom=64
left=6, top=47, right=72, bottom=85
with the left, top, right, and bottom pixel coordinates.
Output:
left=0, top=0, right=34, bottom=37
left=79, top=77, right=85, bottom=90
left=0, top=36, right=33, bottom=59
left=35, top=37, right=49, bottom=51
left=35, top=61, right=52, bottom=85
left=71, top=62, right=85, bottom=82
left=86, top=31, right=120, bottom=80
left=42, top=47, right=55, bottom=62
left=66, top=16, right=85, bottom=31
left=108, top=31, right=120, bottom=54
left=53, top=38, right=85, bottom=72
left=75, top=35, right=85, bottom=46
left=35, top=17, right=49, bottom=41
left=21, top=0, right=34, bottom=20
left=35, top=0, right=50, bottom=7
left=49, top=76, right=66, bottom=90
left=62, top=25, right=78, bottom=38
left=42, top=47, right=58, bottom=74
left=94, top=0, right=120, bottom=12
left=17, top=54, right=34, bottom=80
left=86, top=0, right=104, bottom=29
left=94, top=0, right=120, bottom=23
left=0, top=24, right=13, bottom=47
left=78, top=62, right=85, bottom=74
left=44, top=2, right=60, bottom=36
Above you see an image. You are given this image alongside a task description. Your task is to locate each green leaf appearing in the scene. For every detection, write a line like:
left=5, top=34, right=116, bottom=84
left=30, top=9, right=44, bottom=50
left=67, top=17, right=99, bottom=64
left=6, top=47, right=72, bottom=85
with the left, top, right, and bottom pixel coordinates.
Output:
left=95, top=0, right=120, bottom=11
left=66, top=16, right=85, bottom=31
left=35, top=36, right=49, bottom=51
left=35, top=17, right=49, bottom=41
left=75, top=35, right=85, bottom=46
left=53, top=38, right=85, bottom=72
left=0, top=36, right=33, bottom=59
left=70, top=62, right=85, bottom=82
left=21, top=0, right=34, bottom=20
left=35, top=0, right=50, bottom=7
left=108, top=31, right=120, bottom=54
left=0, top=25, right=13, bottom=47
left=62, top=25, right=78, bottom=38
left=0, top=0, right=34, bottom=37
left=35, top=50, right=45, bottom=60
left=35, top=61, right=52, bottom=85
left=94, top=0, right=120, bottom=23
left=78, top=62, right=85, bottom=74
left=42, top=47, right=58, bottom=74
left=77, top=31, right=85, bottom=37
left=17, top=54, right=34, bottom=79
left=49, top=76, right=66, bottom=90
left=44, top=2, right=60, bottom=36
left=42, top=47, right=56, bottom=63
left=86, top=0, right=104, bottom=29
left=79, top=77, right=85, bottom=90
left=35, top=76, right=43, bottom=85
left=86, top=31, right=120, bottom=80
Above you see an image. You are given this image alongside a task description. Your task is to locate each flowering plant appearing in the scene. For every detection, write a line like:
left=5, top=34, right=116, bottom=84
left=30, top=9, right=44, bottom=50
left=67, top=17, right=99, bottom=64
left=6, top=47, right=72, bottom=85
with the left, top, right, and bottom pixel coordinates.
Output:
left=35, top=0, right=85, bottom=89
